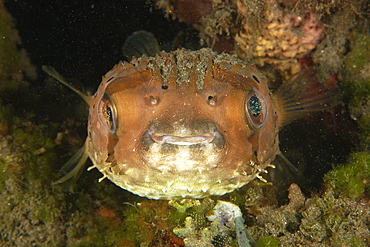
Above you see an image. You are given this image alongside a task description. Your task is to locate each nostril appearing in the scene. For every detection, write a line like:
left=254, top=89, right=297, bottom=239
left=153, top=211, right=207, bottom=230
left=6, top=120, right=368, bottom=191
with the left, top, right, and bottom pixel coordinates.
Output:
left=150, top=96, right=159, bottom=105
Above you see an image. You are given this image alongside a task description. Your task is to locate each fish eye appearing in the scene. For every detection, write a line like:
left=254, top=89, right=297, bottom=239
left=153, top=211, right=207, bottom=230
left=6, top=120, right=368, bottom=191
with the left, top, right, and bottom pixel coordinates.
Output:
left=245, top=89, right=267, bottom=129
left=98, top=94, right=117, bottom=133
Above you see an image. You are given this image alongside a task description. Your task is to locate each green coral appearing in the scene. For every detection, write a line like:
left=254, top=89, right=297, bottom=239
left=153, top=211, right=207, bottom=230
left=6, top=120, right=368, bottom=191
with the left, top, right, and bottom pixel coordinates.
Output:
left=344, top=30, right=370, bottom=95
left=324, top=152, right=370, bottom=199
left=0, top=102, right=10, bottom=189
left=117, top=200, right=186, bottom=245
left=257, top=235, right=280, bottom=247
left=71, top=215, right=128, bottom=247
left=173, top=216, right=221, bottom=246
left=342, top=29, right=370, bottom=148
left=299, top=190, right=369, bottom=246
left=171, top=199, right=257, bottom=246
left=11, top=120, right=58, bottom=182
left=0, top=97, right=59, bottom=192
left=358, top=114, right=370, bottom=148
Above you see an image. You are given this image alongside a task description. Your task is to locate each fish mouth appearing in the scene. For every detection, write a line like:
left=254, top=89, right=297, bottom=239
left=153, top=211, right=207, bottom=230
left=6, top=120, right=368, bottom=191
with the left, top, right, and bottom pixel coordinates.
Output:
left=150, top=132, right=215, bottom=145
left=141, top=121, right=225, bottom=151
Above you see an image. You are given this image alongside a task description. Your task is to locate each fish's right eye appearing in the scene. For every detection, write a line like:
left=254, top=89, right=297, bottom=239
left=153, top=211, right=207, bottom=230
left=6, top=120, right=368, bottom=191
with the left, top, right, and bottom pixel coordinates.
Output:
left=98, top=94, right=117, bottom=133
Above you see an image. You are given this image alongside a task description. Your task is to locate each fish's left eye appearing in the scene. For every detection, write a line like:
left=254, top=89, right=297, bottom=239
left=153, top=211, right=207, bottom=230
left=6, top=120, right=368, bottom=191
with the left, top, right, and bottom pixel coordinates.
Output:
left=245, top=90, right=267, bottom=129
left=98, top=94, right=117, bottom=133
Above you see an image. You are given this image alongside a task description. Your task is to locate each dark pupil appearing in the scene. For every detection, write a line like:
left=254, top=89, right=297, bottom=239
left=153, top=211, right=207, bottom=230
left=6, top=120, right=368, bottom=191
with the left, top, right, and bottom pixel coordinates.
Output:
left=105, top=105, right=113, bottom=122
left=249, top=96, right=262, bottom=117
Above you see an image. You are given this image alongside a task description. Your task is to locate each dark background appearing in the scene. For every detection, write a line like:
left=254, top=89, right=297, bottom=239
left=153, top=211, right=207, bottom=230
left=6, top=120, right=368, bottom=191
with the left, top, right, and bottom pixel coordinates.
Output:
left=5, top=0, right=188, bottom=94
left=4, top=0, right=192, bottom=121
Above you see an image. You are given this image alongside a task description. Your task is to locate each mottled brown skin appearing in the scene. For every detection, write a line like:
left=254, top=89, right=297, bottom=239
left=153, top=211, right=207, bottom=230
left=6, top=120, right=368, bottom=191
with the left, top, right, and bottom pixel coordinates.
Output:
left=86, top=48, right=279, bottom=199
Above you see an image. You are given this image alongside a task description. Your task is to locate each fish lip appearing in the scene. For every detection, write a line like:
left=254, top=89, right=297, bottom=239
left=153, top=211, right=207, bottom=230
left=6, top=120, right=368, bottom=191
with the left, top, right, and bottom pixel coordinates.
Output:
left=150, top=132, right=216, bottom=145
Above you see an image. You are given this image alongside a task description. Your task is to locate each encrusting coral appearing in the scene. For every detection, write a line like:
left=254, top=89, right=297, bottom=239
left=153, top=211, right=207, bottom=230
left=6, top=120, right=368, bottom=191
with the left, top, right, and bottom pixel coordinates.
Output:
left=236, top=0, right=323, bottom=78
left=243, top=183, right=370, bottom=246
left=153, top=0, right=368, bottom=81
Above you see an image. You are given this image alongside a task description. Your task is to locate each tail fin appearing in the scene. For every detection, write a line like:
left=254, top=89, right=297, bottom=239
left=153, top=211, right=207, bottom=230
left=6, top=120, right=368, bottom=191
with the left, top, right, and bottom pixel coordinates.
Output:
left=275, top=69, right=339, bottom=127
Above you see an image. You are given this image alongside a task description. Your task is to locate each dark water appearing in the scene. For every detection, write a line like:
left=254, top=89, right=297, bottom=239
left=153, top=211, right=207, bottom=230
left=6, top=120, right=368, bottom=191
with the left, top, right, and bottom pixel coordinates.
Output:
left=5, top=0, right=192, bottom=122
left=6, top=0, right=187, bottom=81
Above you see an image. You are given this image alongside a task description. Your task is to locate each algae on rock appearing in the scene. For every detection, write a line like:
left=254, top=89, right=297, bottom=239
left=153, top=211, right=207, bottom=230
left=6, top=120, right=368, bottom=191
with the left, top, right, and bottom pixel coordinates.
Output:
left=341, top=29, right=370, bottom=149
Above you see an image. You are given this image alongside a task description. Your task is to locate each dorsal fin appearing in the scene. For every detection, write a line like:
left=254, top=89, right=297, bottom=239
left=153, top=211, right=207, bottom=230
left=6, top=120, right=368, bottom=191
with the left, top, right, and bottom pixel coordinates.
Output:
left=42, top=65, right=92, bottom=105
left=122, top=30, right=160, bottom=61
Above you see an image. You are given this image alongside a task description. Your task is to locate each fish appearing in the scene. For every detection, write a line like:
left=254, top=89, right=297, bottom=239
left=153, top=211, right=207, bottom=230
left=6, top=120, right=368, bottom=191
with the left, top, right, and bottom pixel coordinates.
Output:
left=43, top=34, right=337, bottom=200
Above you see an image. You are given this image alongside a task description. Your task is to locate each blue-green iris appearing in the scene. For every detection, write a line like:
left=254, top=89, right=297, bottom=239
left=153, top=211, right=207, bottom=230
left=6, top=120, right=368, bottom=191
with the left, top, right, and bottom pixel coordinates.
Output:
left=248, top=96, right=262, bottom=117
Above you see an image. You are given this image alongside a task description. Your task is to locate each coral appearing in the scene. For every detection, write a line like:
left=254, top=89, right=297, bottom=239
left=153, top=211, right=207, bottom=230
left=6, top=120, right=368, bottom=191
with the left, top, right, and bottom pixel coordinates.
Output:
left=256, top=236, right=279, bottom=247
left=324, top=152, right=370, bottom=199
left=245, top=183, right=370, bottom=246
left=197, top=0, right=238, bottom=50
left=0, top=107, right=179, bottom=246
left=2, top=111, right=368, bottom=247
left=155, top=0, right=214, bottom=24
left=179, top=199, right=255, bottom=246
left=169, top=198, right=203, bottom=213
left=207, top=200, right=243, bottom=229
left=153, top=0, right=368, bottom=81
left=0, top=180, right=67, bottom=246
left=207, top=200, right=258, bottom=247
left=171, top=198, right=262, bottom=246
left=341, top=29, right=370, bottom=149
left=173, top=216, right=219, bottom=246
left=236, top=0, right=323, bottom=78
left=119, top=200, right=187, bottom=246
left=0, top=114, right=67, bottom=246
left=311, top=6, right=359, bottom=80
left=300, top=191, right=369, bottom=246
left=0, top=100, right=141, bottom=246
left=152, top=0, right=238, bottom=53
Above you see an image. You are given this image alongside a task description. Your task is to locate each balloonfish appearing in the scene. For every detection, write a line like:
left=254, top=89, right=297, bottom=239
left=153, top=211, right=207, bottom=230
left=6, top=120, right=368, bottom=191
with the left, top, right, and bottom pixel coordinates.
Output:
left=43, top=46, right=337, bottom=199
